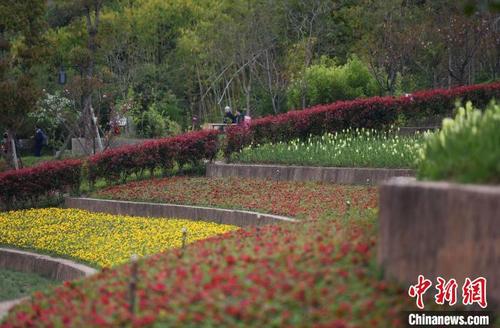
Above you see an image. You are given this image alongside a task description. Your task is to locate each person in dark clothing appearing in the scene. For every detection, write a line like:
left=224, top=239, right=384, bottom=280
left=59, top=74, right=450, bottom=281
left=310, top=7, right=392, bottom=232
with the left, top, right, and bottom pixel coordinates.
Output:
left=223, top=106, right=236, bottom=124
left=34, top=125, right=45, bottom=157
left=235, top=109, right=245, bottom=125
left=1, top=133, right=8, bottom=155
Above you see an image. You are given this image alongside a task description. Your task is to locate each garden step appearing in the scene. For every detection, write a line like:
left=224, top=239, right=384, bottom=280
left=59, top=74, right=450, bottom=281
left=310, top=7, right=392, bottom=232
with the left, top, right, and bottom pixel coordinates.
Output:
left=207, top=162, right=414, bottom=185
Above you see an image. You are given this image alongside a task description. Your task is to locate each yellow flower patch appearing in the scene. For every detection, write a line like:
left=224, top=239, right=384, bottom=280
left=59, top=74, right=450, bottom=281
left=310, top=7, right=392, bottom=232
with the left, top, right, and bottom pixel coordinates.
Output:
left=0, top=208, right=237, bottom=268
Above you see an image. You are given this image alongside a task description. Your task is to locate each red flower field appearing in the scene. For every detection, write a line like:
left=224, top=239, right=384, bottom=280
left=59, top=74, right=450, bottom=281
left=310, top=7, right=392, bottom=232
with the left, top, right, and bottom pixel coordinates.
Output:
left=2, top=178, right=413, bottom=327
left=94, top=176, right=378, bottom=219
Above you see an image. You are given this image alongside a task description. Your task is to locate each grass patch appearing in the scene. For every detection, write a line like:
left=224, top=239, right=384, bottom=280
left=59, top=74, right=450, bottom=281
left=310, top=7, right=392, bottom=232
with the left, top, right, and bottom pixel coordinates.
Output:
left=0, top=156, right=52, bottom=174
left=0, top=269, right=57, bottom=301
left=19, top=155, right=53, bottom=168
left=231, top=128, right=423, bottom=168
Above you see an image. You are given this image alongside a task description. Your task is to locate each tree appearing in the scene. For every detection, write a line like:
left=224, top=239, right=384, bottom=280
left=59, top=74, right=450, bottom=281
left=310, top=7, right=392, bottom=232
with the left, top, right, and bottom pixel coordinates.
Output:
left=80, top=0, right=105, bottom=152
left=0, top=0, right=46, bottom=169
left=49, top=0, right=109, bottom=154
left=284, top=0, right=337, bottom=108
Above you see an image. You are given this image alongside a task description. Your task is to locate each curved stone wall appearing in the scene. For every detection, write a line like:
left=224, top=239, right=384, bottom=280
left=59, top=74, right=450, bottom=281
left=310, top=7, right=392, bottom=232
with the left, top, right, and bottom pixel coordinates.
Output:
left=0, top=248, right=97, bottom=282
left=0, top=248, right=97, bottom=319
left=65, top=197, right=297, bottom=227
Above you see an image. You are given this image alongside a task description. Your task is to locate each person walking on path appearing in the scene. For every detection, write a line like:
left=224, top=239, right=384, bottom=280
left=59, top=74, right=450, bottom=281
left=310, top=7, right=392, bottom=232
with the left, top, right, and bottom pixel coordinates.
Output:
left=34, top=125, right=46, bottom=157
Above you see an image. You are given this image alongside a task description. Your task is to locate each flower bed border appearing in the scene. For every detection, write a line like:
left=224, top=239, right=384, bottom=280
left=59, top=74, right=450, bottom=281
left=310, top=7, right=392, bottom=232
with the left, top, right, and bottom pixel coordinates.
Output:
left=0, top=248, right=97, bottom=281
left=378, top=177, right=500, bottom=310
left=206, top=162, right=414, bottom=185
left=64, top=197, right=297, bottom=227
left=0, top=248, right=97, bottom=319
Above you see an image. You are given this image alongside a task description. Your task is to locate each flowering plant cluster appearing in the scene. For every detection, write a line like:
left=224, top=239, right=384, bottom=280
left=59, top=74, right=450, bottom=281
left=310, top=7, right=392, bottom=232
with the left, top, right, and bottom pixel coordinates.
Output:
left=1, top=198, right=413, bottom=327
left=0, top=208, right=236, bottom=268
left=233, top=128, right=423, bottom=168
left=94, top=176, right=378, bottom=218
left=224, top=82, right=500, bottom=156
left=0, top=159, right=82, bottom=209
left=88, top=130, right=220, bottom=183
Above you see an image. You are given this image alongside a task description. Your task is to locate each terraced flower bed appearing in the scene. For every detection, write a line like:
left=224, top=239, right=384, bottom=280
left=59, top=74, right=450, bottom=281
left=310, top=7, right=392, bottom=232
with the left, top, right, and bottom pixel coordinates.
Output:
left=0, top=178, right=414, bottom=327
left=1, top=210, right=413, bottom=327
left=0, top=208, right=237, bottom=268
left=93, top=177, right=378, bottom=219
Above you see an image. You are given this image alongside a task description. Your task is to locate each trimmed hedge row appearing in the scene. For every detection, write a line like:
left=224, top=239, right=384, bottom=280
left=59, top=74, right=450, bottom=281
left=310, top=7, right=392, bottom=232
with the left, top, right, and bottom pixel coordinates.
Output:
left=88, top=130, right=220, bottom=183
left=224, top=82, right=500, bottom=156
left=0, top=131, right=219, bottom=209
left=0, top=159, right=82, bottom=209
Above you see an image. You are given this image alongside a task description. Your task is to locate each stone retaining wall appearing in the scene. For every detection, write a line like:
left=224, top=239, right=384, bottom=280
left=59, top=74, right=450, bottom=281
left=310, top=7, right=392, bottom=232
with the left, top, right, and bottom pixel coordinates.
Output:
left=378, top=177, right=500, bottom=310
left=65, top=198, right=296, bottom=227
left=0, top=249, right=96, bottom=320
left=206, top=163, right=414, bottom=185
left=0, top=248, right=96, bottom=281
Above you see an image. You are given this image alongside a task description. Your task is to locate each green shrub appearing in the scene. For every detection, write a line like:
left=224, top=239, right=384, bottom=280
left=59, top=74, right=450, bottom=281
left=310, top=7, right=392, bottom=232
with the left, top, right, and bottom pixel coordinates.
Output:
left=418, top=101, right=500, bottom=184
left=134, top=105, right=167, bottom=138
left=287, top=56, right=380, bottom=109
left=133, top=104, right=182, bottom=138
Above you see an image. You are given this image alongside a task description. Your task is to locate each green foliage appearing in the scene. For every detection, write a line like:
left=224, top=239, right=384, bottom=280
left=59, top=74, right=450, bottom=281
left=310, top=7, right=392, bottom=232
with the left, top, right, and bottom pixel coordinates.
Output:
left=0, top=269, right=56, bottom=301
left=418, top=101, right=500, bottom=183
left=28, top=92, right=77, bottom=148
left=233, top=128, right=423, bottom=169
left=123, top=88, right=183, bottom=138
left=20, top=156, right=54, bottom=168
left=4, top=0, right=500, bottom=128
left=287, top=56, right=380, bottom=109
left=463, top=0, right=500, bottom=14
left=132, top=103, right=182, bottom=138
left=133, top=106, right=166, bottom=138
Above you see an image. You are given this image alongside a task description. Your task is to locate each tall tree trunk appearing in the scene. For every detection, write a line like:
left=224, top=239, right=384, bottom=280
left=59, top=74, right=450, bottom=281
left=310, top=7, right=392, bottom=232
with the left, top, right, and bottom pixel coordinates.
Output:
left=84, top=1, right=103, bottom=153
left=6, top=129, right=19, bottom=170
left=264, top=51, right=278, bottom=114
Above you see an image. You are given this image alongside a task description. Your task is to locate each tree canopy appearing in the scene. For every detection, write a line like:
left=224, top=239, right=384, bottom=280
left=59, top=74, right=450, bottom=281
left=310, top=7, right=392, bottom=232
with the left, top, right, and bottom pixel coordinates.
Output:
left=1, top=0, right=499, bottom=140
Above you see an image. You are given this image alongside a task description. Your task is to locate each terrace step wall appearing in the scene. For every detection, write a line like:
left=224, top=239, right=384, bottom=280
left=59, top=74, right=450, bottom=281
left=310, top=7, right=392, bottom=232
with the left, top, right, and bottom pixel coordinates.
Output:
left=206, top=162, right=414, bottom=185
left=378, top=177, right=500, bottom=310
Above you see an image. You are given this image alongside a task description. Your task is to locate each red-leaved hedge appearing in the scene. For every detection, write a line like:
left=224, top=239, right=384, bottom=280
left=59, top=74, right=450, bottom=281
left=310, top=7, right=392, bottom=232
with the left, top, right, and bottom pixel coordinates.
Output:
left=2, top=82, right=498, bottom=209
left=224, top=82, right=500, bottom=156
left=0, top=159, right=82, bottom=208
left=0, top=131, right=219, bottom=208
left=88, top=130, right=220, bottom=183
